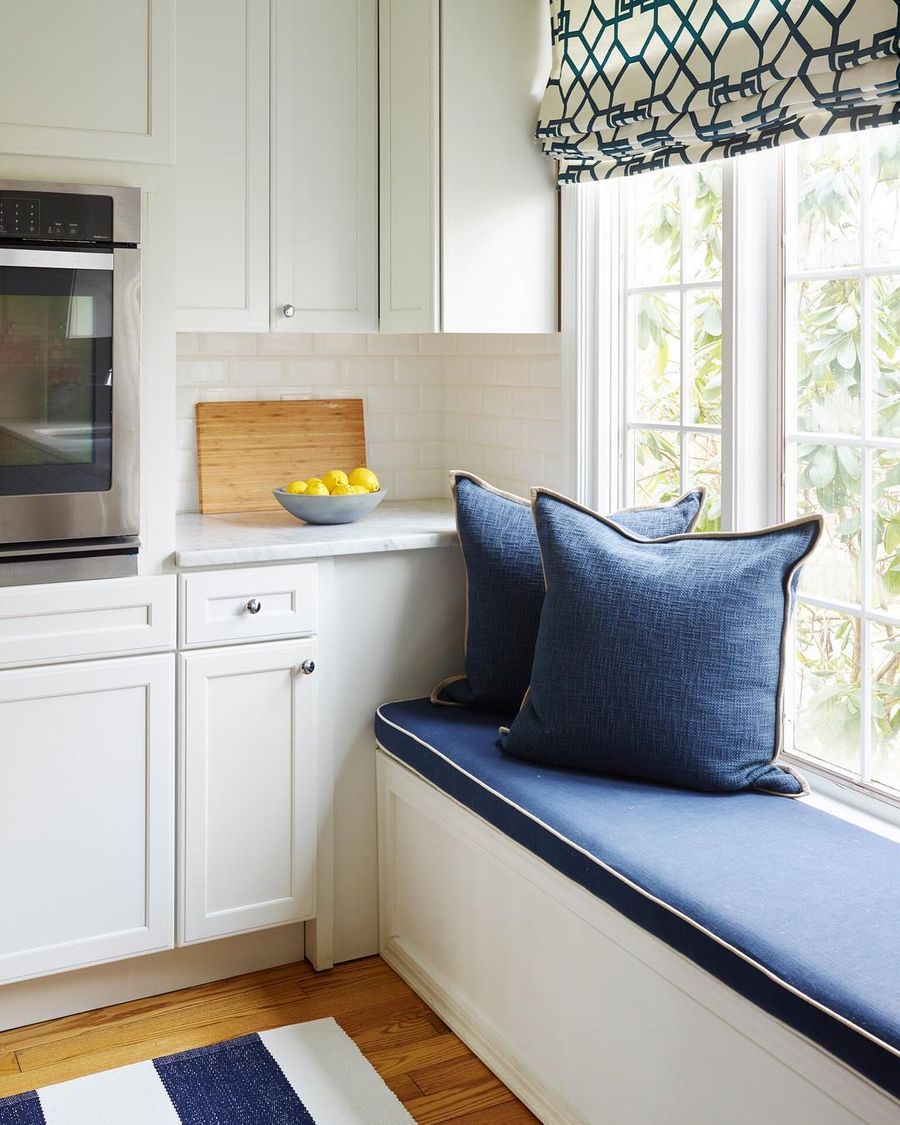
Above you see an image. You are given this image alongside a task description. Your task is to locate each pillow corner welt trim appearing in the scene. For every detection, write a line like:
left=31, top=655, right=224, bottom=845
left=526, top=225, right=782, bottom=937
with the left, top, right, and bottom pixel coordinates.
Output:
left=374, top=711, right=900, bottom=1064
left=454, top=469, right=530, bottom=507
left=429, top=675, right=468, bottom=708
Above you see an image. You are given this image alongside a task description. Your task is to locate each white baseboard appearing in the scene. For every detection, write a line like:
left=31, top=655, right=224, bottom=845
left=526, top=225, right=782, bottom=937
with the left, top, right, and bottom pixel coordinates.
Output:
left=0, top=924, right=305, bottom=1032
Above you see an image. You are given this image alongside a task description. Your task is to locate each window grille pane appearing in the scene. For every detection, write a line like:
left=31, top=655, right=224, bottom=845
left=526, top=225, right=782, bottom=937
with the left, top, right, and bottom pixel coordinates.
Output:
left=630, top=170, right=681, bottom=287
left=629, top=292, right=680, bottom=422
left=872, top=276, right=900, bottom=440
left=791, top=136, right=861, bottom=272
left=687, top=431, right=722, bottom=531
left=873, top=449, right=900, bottom=614
left=631, top=429, right=681, bottom=507
left=871, top=132, right=900, bottom=268
left=792, top=278, right=862, bottom=436
left=790, top=441, right=862, bottom=604
left=794, top=604, right=862, bottom=777
left=685, top=168, right=723, bottom=282
left=687, top=289, right=722, bottom=426
left=872, top=622, right=900, bottom=790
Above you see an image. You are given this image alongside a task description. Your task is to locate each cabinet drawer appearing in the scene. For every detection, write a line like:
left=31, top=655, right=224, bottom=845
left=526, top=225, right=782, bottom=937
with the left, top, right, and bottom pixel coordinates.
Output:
left=0, top=575, right=176, bottom=668
left=180, top=564, right=317, bottom=647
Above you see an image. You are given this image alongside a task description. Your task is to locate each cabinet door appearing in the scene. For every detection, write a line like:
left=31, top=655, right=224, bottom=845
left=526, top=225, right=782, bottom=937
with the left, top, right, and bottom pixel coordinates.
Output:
left=0, top=655, right=175, bottom=985
left=176, top=0, right=270, bottom=331
left=180, top=640, right=317, bottom=944
left=271, top=0, right=378, bottom=333
left=379, top=0, right=440, bottom=333
left=441, top=0, right=558, bottom=333
left=0, top=1, right=174, bottom=163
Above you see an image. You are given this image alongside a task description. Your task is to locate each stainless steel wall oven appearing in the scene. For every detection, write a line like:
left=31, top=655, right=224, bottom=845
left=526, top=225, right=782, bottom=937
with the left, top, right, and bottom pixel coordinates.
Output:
left=0, top=182, right=141, bottom=583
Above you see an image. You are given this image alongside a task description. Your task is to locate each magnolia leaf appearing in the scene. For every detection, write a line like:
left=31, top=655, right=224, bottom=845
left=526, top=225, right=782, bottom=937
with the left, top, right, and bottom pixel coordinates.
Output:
left=807, top=446, right=837, bottom=488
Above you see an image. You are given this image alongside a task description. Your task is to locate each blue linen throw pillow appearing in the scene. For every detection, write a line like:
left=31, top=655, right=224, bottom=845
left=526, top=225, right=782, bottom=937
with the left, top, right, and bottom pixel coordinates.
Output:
left=432, top=472, right=706, bottom=713
left=501, top=490, right=823, bottom=796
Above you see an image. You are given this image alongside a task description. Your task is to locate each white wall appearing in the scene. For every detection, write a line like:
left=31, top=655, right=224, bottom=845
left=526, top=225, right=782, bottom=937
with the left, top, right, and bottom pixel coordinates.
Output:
left=175, top=331, right=563, bottom=509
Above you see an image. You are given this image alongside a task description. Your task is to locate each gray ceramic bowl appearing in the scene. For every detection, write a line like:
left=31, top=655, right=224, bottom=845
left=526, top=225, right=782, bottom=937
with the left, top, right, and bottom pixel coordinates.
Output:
left=273, top=486, right=387, bottom=525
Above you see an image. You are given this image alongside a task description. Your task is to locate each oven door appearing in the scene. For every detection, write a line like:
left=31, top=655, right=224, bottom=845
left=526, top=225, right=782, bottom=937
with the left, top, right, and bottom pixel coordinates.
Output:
left=0, top=245, right=139, bottom=546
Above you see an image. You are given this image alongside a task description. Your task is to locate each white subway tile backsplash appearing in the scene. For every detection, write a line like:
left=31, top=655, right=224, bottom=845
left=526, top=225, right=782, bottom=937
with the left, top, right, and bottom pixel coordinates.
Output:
left=284, top=358, right=342, bottom=385
left=176, top=359, right=228, bottom=385
left=228, top=358, right=286, bottom=384
left=174, top=331, right=562, bottom=510
left=368, top=384, right=420, bottom=414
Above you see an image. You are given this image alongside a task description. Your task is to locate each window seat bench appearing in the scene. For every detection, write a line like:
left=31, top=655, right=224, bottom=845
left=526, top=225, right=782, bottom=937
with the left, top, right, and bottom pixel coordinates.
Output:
left=375, top=698, right=900, bottom=1123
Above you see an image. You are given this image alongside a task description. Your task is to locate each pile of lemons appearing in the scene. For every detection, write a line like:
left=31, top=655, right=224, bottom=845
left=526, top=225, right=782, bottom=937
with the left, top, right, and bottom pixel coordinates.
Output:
left=283, top=467, right=380, bottom=497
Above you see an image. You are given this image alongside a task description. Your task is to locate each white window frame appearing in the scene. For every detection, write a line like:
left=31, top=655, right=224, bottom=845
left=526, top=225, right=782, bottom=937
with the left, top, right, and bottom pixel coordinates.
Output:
left=561, top=147, right=900, bottom=824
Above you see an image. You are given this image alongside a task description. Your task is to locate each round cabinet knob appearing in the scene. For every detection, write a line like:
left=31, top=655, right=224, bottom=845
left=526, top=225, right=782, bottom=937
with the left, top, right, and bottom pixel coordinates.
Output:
left=300, top=660, right=316, bottom=676
left=245, top=598, right=262, bottom=615
left=282, top=303, right=295, bottom=319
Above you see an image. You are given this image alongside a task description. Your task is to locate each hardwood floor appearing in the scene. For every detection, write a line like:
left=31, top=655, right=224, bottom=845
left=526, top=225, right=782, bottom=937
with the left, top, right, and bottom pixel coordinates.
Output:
left=0, top=955, right=538, bottom=1123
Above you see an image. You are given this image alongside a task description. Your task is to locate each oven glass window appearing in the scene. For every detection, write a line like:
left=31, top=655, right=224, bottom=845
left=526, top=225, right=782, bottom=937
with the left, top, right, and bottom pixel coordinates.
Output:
left=0, top=261, right=112, bottom=496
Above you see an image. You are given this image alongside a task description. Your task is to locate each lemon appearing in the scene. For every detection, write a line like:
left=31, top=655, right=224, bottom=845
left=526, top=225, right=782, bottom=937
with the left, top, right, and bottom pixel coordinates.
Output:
left=305, top=480, right=330, bottom=496
left=329, top=483, right=354, bottom=496
left=348, top=467, right=380, bottom=493
left=305, top=477, right=325, bottom=488
left=349, top=484, right=368, bottom=495
left=322, top=469, right=349, bottom=491
left=284, top=480, right=308, bottom=495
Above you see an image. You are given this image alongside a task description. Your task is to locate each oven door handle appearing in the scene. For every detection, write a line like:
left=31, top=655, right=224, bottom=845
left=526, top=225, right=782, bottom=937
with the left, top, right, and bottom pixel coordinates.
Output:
left=0, top=247, right=114, bottom=270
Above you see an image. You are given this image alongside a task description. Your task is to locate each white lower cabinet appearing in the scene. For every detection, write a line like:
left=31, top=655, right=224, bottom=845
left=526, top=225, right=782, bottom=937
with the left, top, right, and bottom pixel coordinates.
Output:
left=179, top=639, right=318, bottom=944
left=0, top=654, right=175, bottom=986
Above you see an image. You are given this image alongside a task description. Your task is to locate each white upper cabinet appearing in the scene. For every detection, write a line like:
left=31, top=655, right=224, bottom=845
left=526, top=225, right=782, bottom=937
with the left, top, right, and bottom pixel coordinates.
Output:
left=176, top=0, right=270, bottom=332
left=0, top=0, right=174, bottom=163
left=380, top=0, right=559, bottom=333
left=271, top=0, right=378, bottom=333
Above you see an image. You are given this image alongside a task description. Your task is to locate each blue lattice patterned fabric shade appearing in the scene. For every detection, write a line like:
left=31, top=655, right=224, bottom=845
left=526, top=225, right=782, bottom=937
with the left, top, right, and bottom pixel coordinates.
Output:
left=536, top=0, right=900, bottom=181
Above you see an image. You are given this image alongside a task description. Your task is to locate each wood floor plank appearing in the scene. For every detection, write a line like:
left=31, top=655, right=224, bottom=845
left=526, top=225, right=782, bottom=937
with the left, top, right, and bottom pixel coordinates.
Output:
left=363, top=1030, right=471, bottom=1078
left=0, top=955, right=533, bottom=1120
left=404, top=1075, right=516, bottom=1124
left=0, top=1053, right=20, bottom=1078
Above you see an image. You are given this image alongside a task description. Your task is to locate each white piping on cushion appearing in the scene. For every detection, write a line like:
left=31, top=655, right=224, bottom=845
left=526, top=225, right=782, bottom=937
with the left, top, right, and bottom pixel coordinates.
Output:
left=375, top=703, right=900, bottom=1064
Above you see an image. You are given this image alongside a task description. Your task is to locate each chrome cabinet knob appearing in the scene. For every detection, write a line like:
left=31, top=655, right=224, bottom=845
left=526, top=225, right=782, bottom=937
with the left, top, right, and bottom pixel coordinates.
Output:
left=246, top=598, right=262, bottom=615
left=300, top=660, right=316, bottom=675
left=282, top=303, right=295, bottom=319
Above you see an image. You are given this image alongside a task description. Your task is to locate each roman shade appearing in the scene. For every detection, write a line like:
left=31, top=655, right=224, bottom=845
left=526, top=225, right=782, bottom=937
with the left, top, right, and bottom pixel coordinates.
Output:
left=536, top=1, right=900, bottom=181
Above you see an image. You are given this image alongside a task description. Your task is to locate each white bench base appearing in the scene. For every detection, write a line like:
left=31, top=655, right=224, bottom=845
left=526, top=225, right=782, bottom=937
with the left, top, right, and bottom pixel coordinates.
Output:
left=376, top=748, right=899, bottom=1125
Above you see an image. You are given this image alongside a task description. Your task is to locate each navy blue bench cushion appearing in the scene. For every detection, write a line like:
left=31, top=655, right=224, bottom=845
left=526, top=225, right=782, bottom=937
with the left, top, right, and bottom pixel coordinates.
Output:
left=375, top=699, right=900, bottom=1100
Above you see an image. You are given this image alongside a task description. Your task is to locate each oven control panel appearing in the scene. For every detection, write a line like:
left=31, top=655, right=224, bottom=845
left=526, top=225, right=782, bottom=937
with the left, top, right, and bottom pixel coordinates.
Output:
left=0, top=191, right=113, bottom=244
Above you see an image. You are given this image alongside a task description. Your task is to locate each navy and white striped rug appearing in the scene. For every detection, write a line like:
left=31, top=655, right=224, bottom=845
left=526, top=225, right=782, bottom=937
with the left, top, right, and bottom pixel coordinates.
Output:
left=0, top=1019, right=414, bottom=1124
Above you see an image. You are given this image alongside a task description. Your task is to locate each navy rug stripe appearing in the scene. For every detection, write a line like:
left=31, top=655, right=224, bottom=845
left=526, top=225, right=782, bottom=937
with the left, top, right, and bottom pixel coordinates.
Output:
left=154, top=1033, right=315, bottom=1124
left=0, top=1091, right=46, bottom=1125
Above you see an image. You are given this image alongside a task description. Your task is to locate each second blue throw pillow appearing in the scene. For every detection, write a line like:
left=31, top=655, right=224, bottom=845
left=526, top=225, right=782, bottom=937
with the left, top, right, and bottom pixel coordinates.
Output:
left=432, top=472, right=705, bottom=713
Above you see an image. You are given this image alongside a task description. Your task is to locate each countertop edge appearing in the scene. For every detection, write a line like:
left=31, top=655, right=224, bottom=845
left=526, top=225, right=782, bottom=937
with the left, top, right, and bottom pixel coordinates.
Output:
left=174, top=528, right=459, bottom=569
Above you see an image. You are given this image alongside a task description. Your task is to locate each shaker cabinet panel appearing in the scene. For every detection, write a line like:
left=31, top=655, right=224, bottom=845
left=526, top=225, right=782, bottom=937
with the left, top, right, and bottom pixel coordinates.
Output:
left=441, top=0, right=558, bottom=333
left=0, top=0, right=174, bottom=163
left=378, top=0, right=558, bottom=334
left=175, top=0, right=270, bottom=332
left=271, top=0, right=378, bottom=333
left=0, top=655, right=175, bottom=985
left=378, top=0, right=440, bottom=333
left=179, top=640, right=318, bottom=944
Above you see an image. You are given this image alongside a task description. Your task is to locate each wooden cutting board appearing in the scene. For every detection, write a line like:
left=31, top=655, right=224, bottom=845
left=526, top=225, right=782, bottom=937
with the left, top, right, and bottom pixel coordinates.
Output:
left=195, top=399, right=367, bottom=514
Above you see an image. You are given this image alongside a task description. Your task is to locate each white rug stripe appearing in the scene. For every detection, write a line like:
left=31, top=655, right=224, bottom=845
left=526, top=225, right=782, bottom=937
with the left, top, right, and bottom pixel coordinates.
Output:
left=260, top=1021, right=415, bottom=1124
left=38, top=1059, right=181, bottom=1124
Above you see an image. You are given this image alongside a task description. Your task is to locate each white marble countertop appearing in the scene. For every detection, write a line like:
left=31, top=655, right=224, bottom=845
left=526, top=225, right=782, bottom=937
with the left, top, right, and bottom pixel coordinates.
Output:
left=174, top=499, right=457, bottom=568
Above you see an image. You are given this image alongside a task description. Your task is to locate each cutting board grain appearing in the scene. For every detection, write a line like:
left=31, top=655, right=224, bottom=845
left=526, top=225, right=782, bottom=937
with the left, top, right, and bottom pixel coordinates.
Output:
left=195, top=399, right=367, bottom=514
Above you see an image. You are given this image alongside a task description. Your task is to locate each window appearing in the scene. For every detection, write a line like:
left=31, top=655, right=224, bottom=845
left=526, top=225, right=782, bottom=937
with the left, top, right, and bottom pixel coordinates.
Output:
left=581, top=126, right=900, bottom=801
left=622, top=167, right=724, bottom=530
